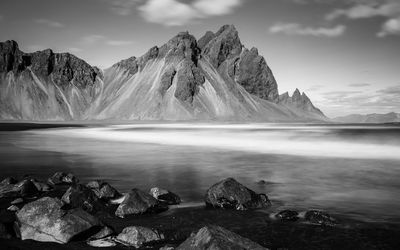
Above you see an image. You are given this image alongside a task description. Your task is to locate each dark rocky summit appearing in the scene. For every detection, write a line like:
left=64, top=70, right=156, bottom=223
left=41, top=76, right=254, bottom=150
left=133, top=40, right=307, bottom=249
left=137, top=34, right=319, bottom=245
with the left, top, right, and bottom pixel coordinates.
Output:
left=176, top=225, right=268, bottom=250
left=16, top=197, right=100, bottom=243
left=205, top=178, right=271, bottom=210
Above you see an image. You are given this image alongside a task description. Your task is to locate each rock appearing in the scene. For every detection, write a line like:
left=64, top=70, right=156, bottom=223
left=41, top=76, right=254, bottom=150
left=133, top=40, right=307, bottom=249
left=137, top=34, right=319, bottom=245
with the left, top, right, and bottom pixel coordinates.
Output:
left=16, top=197, right=100, bottom=243
left=150, top=187, right=181, bottom=205
left=160, top=246, right=175, bottom=250
left=11, top=198, right=23, bottom=205
left=0, top=179, right=39, bottom=198
left=8, top=205, right=20, bottom=212
left=197, top=31, right=215, bottom=50
left=304, top=210, right=336, bottom=226
left=205, top=178, right=271, bottom=210
left=48, top=172, right=78, bottom=185
left=31, top=179, right=52, bottom=192
left=174, top=59, right=205, bottom=103
left=89, top=226, right=114, bottom=240
left=275, top=210, right=299, bottom=222
left=176, top=225, right=268, bottom=250
left=87, top=236, right=117, bottom=248
left=115, top=188, right=168, bottom=218
left=86, top=180, right=121, bottom=200
left=61, top=184, right=107, bottom=214
left=115, top=226, right=164, bottom=248
left=0, top=222, right=11, bottom=239
left=1, top=177, right=18, bottom=186
left=159, top=66, right=176, bottom=96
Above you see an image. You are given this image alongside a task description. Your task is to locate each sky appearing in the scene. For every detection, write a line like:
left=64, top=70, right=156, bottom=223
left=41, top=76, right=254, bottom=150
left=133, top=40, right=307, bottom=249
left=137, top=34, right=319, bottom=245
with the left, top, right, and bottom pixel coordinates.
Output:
left=0, top=0, right=399, bottom=117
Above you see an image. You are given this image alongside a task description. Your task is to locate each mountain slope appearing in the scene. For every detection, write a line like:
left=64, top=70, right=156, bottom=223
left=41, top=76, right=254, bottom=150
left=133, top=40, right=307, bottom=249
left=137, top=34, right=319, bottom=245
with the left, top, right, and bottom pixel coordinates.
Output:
left=0, top=25, right=327, bottom=122
left=333, top=112, right=400, bottom=123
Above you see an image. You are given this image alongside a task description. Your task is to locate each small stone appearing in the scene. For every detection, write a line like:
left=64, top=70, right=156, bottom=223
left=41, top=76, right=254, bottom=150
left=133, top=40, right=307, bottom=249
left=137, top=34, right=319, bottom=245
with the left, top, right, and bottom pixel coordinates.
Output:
left=115, top=226, right=164, bottom=248
left=7, top=205, right=20, bottom=212
left=275, top=210, right=299, bottom=222
left=87, top=237, right=117, bottom=248
left=11, top=198, right=23, bottom=205
left=305, top=210, right=336, bottom=226
left=150, top=187, right=181, bottom=205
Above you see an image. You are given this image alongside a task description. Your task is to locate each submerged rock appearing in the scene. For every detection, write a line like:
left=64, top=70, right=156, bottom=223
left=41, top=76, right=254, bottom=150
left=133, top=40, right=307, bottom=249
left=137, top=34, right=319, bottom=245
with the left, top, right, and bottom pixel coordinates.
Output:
left=205, top=178, right=271, bottom=210
left=305, top=210, right=336, bottom=226
left=115, top=188, right=168, bottom=218
left=48, top=172, right=78, bottom=185
left=176, top=225, right=268, bottom=250
left=275, top=210, right=299, bottom=222
left=86, top=180, right=121, bottom=200
left=16, top=197, right=100, bottom=243
left=150, top=187, right=181, bottom=205
left=61, top=184, right=108, bottom=214
left=115, top=226, right=164, bottom=248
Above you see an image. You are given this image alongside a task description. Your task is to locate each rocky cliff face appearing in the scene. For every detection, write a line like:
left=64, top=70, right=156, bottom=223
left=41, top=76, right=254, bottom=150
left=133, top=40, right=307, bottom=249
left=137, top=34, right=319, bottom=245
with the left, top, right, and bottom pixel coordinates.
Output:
left=279, top=89, right=325, bottom=119
left=0, top=40, right=102, bottom=120
left=0, top=25, right=326, bottom=121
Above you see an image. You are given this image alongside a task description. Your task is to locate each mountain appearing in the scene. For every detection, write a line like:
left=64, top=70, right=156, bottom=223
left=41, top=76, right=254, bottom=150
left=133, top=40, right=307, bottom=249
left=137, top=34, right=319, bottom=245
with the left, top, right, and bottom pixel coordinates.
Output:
left=0, top=25, right=326, bottom=122
left=333, top=112, right=400, bottom=123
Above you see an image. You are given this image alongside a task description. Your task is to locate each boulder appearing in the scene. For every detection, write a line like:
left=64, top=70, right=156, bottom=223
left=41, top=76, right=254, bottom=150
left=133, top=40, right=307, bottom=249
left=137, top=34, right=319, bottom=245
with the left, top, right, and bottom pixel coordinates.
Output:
left=89, top=226, right=114, bottom=240
left=87, top=236, right=117, bottom=247
left=115, top=226, right=164, bottom=248
left=16, top=197, right=100, bottom=243
left=115, top=188, right=168, bottom=218
left=31, top=179, right=52, bottom=192
left=176, top=225, right=268, bottom=250
left=48, top=172, right=78, bottom=185
left=61, top=184, right=107, bottom=214
left=0, top=222, right=11, bottom=239
left=205, top=178, right=271, bottom=210
left=150, top=187, right=181, bottom=205
left=275, top=210, right=299, bottom=222
left=86, top=180, right=121, bottom=200
left=0, top=179, right=39, bottom=198
left=305, top=210, right=336, bottom=226
left=11, top=198, right=23, bottom=205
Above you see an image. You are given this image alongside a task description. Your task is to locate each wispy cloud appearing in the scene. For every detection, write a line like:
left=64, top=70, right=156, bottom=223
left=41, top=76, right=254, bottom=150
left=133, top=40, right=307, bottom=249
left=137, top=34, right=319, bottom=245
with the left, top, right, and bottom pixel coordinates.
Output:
left=105, top=40, right=134, bottom=46
left=115, top=0, right=243, bottom=26
left=80, top=35, right=106, bottom=45
left=306, top=85, right=324, bottom=91
left=269, top=23, right=346, bottom=37
left=68, top=47, right=83, bottom=53
left=325, top=0, right=400, bottom=37
left=34, top=18, right=64, bottom=28
left=348, top=83, right=371, bottom=87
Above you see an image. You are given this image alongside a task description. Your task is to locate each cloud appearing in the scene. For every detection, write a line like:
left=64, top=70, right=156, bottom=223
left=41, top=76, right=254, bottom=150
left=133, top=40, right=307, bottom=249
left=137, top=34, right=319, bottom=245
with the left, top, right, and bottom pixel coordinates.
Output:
left=269, top=23, right=346, bottom=37
left=105, top=40, right=133, bottom=46
left=80, top=35, right=106, bottom=45
left=377, top=17, right=400, bottom=37
left=138, top=0, right=243, bottom=26
left=348, top=83, right=371, bottom=87
left=306, top=85, right=324, bottom=91
left=68, top=47, right=83, bottom=53
left=34, top=18, right=64, bottom=28
left=108, top=0, right=142, bottom=16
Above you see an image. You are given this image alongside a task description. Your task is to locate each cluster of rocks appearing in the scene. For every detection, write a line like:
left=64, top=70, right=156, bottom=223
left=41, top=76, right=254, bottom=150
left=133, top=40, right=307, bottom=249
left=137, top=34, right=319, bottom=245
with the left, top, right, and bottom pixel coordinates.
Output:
left=0, top=174, right=337, bottom=249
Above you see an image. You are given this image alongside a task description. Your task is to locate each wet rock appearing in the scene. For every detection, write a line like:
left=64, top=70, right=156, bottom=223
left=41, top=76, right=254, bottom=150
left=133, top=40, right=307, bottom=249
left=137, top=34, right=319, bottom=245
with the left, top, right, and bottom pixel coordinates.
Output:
left=89, top=226, right=114, bottom=240
left=0, top=179, right=39, bottom=198
left=8, top=205, right=20, bottom=212
left=31, top=179, right=52, bottom=192
left=305, top=210, right=336, bottom=226
left=0, top=222, right=11, bottom=239
left=150, top=187, right=181, bottom=205
left=115, top=188, right=168, bottom=218
left=115, top=226, right=164, bottom=248
left=61, top=184, right=107, bottom=214
left=176, top=225, right=268, bottom=250
left=48, top=172, right=78, bottom=185
left=16, top=197, right=100, bottom=243
left=11, top=198, right=23, bottom=205
left=275, top=210, right=299, bottom=222
left=86, top=180, right=121, bottom=201
left=1, top=177, right=18, bottom=186
left=87, top=236, right=117, bottom=248
left=205, top=178, right=271, bottom=210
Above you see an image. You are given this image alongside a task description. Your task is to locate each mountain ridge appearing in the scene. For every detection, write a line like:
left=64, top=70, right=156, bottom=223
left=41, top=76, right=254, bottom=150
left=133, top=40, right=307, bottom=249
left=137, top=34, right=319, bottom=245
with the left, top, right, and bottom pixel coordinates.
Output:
left=333, top=112, right=400, bottom=123
left=0, top=25, right=327, bottom=122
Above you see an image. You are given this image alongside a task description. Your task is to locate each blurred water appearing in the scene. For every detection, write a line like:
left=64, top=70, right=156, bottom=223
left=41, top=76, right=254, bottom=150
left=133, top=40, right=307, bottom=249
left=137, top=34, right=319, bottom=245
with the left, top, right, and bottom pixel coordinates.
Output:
left=1, top=123, right=400, bottom=223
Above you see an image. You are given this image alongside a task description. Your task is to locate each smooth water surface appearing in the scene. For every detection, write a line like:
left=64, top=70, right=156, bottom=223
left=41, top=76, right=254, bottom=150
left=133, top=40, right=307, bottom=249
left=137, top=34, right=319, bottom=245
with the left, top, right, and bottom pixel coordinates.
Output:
left=1, top=123, right=400, bottom=223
